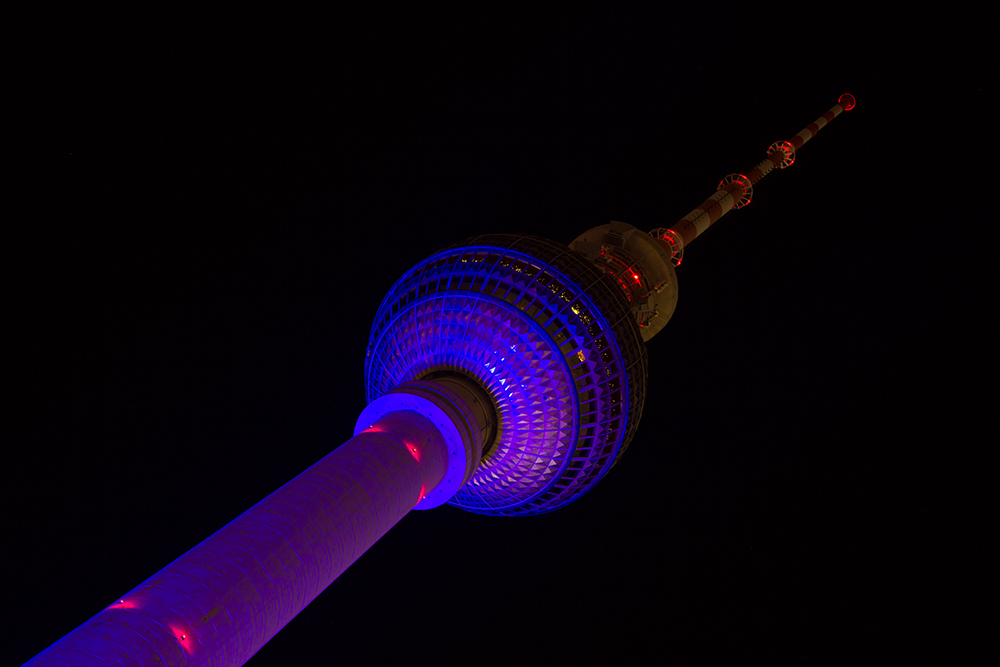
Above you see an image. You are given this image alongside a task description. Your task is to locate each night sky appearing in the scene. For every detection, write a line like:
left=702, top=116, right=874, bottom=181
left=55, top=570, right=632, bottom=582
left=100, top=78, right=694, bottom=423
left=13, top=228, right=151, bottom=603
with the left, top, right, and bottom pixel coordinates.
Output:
left=5, top=9, right=989, bottom=665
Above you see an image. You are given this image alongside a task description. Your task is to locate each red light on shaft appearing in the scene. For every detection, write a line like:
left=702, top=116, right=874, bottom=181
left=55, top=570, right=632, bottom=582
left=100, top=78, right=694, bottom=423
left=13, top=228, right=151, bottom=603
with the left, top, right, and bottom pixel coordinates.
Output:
left=107, top=598, right=141, bottom=611
left=403, top=440, right=421, bottom=463
left=168, top=622, right=197, bottom=656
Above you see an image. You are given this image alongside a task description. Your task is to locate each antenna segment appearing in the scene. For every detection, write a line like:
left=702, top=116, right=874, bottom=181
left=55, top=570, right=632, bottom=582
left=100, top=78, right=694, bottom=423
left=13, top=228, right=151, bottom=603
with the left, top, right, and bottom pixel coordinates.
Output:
left=652, top=93, right=856, bottom=265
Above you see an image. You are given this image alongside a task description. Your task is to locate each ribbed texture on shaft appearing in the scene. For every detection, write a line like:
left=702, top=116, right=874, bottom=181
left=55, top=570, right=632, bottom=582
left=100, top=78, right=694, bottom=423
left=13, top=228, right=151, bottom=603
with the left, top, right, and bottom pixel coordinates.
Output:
left=26, top=411, right=449, bottom=667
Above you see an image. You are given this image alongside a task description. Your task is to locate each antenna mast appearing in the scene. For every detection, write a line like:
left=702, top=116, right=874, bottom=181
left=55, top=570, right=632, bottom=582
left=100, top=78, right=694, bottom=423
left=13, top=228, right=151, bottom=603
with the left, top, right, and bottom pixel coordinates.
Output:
left=653, top=93, right=857, bottom=265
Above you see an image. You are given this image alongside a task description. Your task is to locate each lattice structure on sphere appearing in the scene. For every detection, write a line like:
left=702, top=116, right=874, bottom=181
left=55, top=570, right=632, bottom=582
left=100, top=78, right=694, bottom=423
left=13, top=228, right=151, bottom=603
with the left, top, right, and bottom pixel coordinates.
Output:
left=366, top=235, right=647, bottom=515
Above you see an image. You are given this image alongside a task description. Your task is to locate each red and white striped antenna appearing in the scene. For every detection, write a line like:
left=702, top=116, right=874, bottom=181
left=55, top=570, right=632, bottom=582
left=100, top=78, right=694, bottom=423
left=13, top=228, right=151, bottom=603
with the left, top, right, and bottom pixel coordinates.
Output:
left=652, top=93, right=856, bottom=266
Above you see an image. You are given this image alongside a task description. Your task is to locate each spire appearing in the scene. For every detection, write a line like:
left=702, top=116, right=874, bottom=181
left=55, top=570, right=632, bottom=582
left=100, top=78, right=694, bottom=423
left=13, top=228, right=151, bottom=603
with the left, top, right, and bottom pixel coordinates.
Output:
left=652, top=94, right=856, bottom=264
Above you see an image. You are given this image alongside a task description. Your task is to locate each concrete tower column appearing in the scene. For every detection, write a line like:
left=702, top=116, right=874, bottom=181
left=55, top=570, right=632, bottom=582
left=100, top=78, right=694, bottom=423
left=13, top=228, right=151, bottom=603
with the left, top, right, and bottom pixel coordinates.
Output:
left=26, top=378, right=493, bottom=667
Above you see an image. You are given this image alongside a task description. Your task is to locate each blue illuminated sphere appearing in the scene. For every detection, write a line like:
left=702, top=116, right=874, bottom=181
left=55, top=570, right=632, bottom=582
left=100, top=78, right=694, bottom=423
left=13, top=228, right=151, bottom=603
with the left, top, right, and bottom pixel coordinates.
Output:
left=366, top=235, right=647, bottom=515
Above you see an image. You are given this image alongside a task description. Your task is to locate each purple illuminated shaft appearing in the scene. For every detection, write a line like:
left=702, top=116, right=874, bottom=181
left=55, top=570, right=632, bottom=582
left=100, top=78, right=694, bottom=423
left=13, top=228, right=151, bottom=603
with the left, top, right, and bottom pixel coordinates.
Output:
left=27, top=410, right=449, bottom=667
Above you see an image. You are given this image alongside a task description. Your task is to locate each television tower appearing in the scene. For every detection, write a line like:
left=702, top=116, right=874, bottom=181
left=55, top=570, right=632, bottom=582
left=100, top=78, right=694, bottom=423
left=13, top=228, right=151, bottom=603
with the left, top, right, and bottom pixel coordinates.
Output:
left=24, top=94, right=854, bottom=666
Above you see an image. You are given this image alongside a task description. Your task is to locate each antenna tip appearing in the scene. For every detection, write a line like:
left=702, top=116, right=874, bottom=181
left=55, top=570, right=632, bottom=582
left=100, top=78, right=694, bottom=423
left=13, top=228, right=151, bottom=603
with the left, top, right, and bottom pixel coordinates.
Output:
left=838, top=93, right=856, bottom=111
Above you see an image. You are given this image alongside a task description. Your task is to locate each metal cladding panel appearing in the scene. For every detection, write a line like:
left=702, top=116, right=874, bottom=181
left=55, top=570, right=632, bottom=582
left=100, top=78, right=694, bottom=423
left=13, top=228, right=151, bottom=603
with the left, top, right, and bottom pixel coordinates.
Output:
left=366, top=234, right=647, bottom=515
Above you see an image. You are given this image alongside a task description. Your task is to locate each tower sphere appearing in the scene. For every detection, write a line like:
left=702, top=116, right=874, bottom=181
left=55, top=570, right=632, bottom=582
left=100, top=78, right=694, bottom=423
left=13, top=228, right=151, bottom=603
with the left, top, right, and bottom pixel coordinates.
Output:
left=365, top=234, right=648, bottom=515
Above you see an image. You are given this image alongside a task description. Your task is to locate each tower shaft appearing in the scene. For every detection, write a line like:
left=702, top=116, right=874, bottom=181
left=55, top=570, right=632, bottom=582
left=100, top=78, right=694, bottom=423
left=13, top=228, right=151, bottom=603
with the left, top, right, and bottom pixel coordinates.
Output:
left=26, top=380, right=489, bottom=667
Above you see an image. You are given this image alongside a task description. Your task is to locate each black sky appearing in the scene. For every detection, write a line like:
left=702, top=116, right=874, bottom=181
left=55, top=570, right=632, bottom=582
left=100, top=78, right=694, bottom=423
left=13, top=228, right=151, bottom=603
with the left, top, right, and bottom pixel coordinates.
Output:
left=4, top=8, right=991, bottom=665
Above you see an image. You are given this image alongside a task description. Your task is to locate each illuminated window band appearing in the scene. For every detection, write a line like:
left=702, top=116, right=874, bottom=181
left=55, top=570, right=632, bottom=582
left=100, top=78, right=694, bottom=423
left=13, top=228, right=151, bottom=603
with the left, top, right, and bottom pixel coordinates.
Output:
left=366, top=235, right=647, bottom=515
